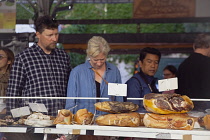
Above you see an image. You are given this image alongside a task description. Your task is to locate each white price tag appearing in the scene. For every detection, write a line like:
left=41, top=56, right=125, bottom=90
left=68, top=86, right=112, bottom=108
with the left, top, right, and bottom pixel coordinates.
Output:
left=158, top=77, right=178, bottom=92
left=108, top=83, right=127, bottom=96
left=11, top=106, right=31, bottom=118
left=156, top=133, right=171, bottom=139
left=29, top=103, right=48, bottom=113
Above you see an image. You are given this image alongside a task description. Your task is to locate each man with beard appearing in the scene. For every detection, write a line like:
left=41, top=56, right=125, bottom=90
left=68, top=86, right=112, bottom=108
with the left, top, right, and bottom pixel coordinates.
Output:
left=6, top=15, right=71, bottom=117
left=125, top=47, right=161, bottom=112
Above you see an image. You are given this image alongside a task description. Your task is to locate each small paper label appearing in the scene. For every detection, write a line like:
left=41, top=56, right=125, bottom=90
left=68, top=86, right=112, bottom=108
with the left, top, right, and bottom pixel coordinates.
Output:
left=156, top=133, right=171, bottom=139
left=11, top=106, right=31, bottom=118
left=108, top=83, right=127, bottom=96
left=158, top=77, right=178, bottom=92
left=29, top=103, right=48, bottom=113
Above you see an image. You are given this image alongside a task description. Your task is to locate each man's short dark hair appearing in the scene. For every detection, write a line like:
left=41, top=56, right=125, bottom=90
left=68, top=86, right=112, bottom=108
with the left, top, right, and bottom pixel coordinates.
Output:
left=139, top=47, right=161, bottom=62
left=35, top=15, right=59, bottom=33
left=194, top=34, right=210, bottom=49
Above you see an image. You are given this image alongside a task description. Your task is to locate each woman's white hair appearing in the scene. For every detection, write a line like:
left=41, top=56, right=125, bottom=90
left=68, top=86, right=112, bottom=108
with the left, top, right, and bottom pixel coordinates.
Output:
left=86, top=36, right=110, bottom=58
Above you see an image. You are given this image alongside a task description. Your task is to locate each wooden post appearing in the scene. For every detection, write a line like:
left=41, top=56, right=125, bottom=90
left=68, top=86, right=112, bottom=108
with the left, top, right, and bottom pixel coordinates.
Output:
left=183, top=135, right=192, bottom=140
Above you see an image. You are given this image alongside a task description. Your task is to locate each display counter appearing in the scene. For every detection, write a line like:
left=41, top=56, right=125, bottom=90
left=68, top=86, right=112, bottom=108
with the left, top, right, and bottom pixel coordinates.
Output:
left=1, top=97, right=210, bottom=140
left=1, top=125, right=210, bottom=140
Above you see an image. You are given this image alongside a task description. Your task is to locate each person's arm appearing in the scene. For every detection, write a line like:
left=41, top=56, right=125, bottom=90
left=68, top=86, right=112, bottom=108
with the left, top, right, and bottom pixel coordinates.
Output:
left=126, top=77, right=142, bottom=105
left=65, top=69, right=77, bottom=112
left=6, top=57, right=26, bottom=113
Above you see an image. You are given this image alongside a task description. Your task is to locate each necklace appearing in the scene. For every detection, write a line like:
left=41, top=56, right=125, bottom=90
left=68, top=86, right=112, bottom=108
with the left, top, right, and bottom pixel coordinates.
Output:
left=91, top=68, right=108, bottom=85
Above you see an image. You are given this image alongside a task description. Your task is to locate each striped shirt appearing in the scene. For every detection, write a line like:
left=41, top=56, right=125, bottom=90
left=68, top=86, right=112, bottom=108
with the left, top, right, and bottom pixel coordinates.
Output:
left=6, top=44, right=71, bottom=116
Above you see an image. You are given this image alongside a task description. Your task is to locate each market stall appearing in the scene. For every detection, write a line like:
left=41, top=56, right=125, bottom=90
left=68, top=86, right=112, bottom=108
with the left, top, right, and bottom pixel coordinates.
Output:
left=1, top=96, right=210, bottom=140
left=0, top=124, right=210, bottom=140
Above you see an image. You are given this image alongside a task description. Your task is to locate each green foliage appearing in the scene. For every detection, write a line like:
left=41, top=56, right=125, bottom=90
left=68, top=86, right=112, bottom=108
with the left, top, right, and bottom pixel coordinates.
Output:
left=56, top=3, right=132, bottom=19
left=57, top=4, right=105, bottom=19
left=16, top=4, right=34, bottom=19
left=106, top=3, right=133, bottom=19
left=67, top=52, right=86, bottom=68
left=60, top=25, right=87, bottom=34
left=60, top=24, right=135, bottom=34
left=89, top=24, right=137, bottom=33
left=61, top=24, right=136, bottom=34
left=140, top=23, right=185, bottom=33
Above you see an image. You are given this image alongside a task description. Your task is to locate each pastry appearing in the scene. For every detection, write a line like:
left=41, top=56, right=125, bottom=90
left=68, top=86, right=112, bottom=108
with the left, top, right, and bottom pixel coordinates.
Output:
left=74, top=109, right=94, bottom=125
left=53, top=109, right=73, bottom=125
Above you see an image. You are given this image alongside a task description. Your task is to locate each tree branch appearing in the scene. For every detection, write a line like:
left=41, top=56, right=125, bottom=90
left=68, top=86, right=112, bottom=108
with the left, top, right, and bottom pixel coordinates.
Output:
left=51, top=0, right=64, bottom=17
left=51, top=0, right=75, bottom=18
left=25, top=0, right=38, bottom=21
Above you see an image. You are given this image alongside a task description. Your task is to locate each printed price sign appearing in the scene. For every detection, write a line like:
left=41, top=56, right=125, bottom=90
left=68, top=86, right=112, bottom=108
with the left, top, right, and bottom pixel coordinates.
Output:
left=11, top=106, right=31, bottom=118
left=158, top=77, right=178, bottom=92
left=29, top=103, right=48, bottom=113
left=108, top=83, right=127, bottom=96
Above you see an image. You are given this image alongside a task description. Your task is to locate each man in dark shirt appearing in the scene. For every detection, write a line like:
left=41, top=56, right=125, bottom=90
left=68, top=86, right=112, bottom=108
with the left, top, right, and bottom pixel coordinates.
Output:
left=177, top=34, right=210, bottom=111
left=6, top=15, right=71, bottom=117
left=125, top=47, right=161, bottom=112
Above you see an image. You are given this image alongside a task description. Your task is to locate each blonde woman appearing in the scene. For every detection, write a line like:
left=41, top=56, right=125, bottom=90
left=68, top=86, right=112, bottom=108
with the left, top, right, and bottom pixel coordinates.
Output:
left=65, top=36, right=123, bottom=114
left=0, top=47, right=14, bottom=114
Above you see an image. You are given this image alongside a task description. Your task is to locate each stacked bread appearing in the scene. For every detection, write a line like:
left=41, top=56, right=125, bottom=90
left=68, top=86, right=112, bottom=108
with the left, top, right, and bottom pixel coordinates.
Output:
left=143, top=93, right=195, bottom=130
left=94, top=101, right=144, bottom=127
left=53, top=109, right=94, bottom=125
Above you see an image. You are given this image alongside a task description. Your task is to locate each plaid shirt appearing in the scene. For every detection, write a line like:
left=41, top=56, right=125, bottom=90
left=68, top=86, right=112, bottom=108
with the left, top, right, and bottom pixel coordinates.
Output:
left=6, top=44, right=71, bottom=116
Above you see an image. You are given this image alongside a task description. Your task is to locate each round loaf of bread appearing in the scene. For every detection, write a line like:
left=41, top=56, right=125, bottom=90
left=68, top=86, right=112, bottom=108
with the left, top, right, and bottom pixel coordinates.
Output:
left=74, top=109, right=93, bottom=125
left=143, top=113, right=195, bottom=130
left=203, top=114, right=210, bottom=130
left=94, top=101, right=139, bottom=113
left=53, top=109, right=73, bottom=125
left=143, top=93, right=194, bottom=114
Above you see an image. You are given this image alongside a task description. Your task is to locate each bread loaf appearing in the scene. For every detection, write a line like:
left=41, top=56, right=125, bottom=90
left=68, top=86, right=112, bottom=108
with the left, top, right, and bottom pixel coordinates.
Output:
left=74, top=109, right=94, bottom=125
left=95, top=112, right=142, bottom=127
left=94, top=101, right=139, bottom=113
left=143, top=93, right=194, bottom=114
left=53, top=109, right=73, bottom=125
left=203, top=114, right=210, bottom=130
left=143, top=113, right=195, bottom=130
left=197, top=117, right=205, bottom=128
